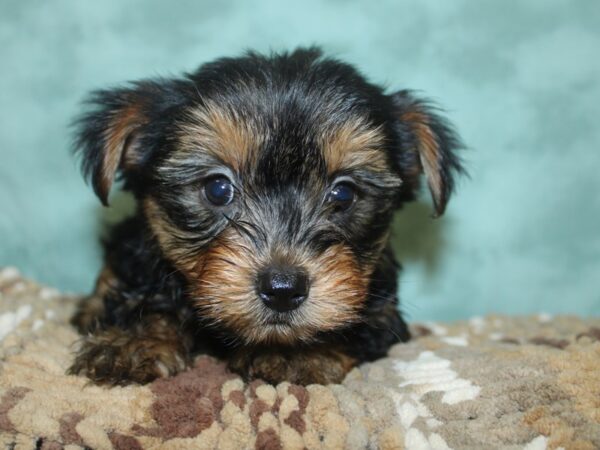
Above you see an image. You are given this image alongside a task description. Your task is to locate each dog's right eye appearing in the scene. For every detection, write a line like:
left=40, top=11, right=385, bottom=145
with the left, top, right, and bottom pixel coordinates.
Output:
left=327, top=182, right=356, bottom=212
left=204, top=176, right=234, bottom=206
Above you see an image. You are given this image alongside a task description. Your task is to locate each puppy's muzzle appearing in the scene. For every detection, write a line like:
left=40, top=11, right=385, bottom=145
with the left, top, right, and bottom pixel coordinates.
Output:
left=257, top=266, right=309, bottom=312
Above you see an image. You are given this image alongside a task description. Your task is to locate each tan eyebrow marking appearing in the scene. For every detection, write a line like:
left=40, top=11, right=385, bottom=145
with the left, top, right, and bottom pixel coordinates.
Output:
left=320, top=117, right=389, bottom=174
left=175, top=101, right=265, bottom=171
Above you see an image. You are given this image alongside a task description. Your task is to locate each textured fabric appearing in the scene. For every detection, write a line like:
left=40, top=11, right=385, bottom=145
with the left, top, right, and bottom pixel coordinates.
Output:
left=1, top=267, right=599, bottom=449
left=1, top=1, right=600, bottom=321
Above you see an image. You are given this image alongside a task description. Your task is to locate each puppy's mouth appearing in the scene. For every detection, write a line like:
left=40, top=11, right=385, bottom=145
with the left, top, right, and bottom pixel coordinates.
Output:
left=264, top=312, right=296, bottom=326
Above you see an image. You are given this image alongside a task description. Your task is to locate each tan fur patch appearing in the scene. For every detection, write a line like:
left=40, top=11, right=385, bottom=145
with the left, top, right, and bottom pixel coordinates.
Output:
left=321, top=117, right=388, bottom=174
left=400, top=110, right=443, bottom=207
left=190, top=229, right=259, bottom=338
left=94, top=266, right=118, bottom=298
left=190, top=228, right=367, bottom=345
left=299, top=243, right=368, bottom=335
left=143, top=197, right=201, bottom=271
left=71, top=266, right=115, bottom=333
left=100, top=104, right=145, bottom=201
left=176, top=100, right=264, bottom=171
left=71, top=295, right=105, bottom=333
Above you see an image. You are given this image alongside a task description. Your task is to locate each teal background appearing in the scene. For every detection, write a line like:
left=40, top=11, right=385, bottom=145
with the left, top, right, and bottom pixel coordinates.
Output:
left=1, top=0, right=599, bottom=321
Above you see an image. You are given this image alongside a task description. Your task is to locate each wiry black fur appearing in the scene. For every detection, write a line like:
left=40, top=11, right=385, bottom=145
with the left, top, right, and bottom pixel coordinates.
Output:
left=70, top=47, right=463, bottom=385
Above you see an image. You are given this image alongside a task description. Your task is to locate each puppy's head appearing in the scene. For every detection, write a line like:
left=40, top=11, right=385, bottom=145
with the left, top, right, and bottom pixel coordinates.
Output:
left=74, top=48, right=464, bottom=345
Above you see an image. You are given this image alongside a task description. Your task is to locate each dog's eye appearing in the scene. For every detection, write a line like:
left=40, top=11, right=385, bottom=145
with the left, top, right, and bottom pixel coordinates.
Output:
left=327, top=183, right=355, bottom=211
left=204, top=176, right=234, bottom=206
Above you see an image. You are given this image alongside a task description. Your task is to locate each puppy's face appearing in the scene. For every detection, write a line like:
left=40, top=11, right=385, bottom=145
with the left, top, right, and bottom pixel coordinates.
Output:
left=75, top=49, right=463, bottom=345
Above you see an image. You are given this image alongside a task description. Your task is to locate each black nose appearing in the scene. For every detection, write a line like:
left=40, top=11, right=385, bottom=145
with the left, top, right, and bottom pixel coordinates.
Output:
left=257, top=267, right=309, bottom=312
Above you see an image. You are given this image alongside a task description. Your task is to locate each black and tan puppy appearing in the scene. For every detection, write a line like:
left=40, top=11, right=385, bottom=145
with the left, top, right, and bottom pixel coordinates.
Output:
left=68, top=48, right=463, bottom=386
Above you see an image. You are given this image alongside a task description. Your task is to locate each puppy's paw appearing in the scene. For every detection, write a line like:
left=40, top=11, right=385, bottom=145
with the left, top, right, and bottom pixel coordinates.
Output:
left=229, top=347, right=356, bottom=385
left=69, top=328, right=189, bottom=386
left=70, top=295, right=104, bottom=333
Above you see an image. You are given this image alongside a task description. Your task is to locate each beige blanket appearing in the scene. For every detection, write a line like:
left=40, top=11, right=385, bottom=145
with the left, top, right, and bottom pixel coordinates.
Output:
left=0, top=267, right=599, bottom=449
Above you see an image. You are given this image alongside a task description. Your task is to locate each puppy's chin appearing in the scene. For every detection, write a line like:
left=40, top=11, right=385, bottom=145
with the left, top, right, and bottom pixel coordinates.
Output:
left=250, top=321, right=310, bottom=346
left=249, top=307, right=324, bottom=345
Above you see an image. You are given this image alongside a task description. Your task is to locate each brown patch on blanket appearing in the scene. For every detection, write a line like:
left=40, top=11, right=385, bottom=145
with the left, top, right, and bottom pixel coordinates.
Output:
left=411, top=324, right=433, bottom=338
left=58, top=412, right=84, bottom=446
left=288, top=384, right=309, bottom=411
left=255, top=427, right=282, bottom=450
left=108, top=432, right=144, bottom=450
left=529, top=336, right=569, bottom=349
left=249, top=398, right=271, bottom=428
left=0, top=387, right=30, bottom=432
left=228, top=389, right=246, bottom=409
left=500, top=337, right=521, bottom=345
left=284, top=384, right=309, bottom=433
left=136, top=356, right=235, bottom=439
left=577, top=326, right=600, bottom=342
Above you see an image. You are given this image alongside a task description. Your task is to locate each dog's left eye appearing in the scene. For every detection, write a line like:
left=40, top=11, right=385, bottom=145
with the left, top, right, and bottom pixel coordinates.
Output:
left=204, top=176, right=234, bottom=206
left=327, top=183, right=356, bottom=211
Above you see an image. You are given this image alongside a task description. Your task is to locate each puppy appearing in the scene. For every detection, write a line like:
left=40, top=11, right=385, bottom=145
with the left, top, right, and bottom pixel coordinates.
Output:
left=68, top=48, right=463, bottom=386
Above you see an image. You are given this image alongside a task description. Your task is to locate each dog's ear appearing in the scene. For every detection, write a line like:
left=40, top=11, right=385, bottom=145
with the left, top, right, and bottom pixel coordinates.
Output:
left=73, top=80, right=184, bottom=206
left=391, top=90, right=465, bottom=217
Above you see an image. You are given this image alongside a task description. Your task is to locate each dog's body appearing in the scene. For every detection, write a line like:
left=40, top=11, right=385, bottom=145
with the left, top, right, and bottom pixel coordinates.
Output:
left=69, top=48, right=463, bottom=386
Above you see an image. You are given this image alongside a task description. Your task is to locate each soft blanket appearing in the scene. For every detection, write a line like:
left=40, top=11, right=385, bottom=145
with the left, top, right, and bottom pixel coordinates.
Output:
left=0, top=267, right=599, bottom=449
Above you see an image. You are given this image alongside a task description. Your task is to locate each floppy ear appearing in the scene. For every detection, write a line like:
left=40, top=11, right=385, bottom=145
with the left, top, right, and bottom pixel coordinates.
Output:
left=391, top=90, right=465, bottom=217
left=73, top=80, right=183, bottom=206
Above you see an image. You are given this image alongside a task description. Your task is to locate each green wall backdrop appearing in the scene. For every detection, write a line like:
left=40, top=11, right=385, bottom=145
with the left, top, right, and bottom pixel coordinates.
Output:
left=1, top=0, right=598, bottom=321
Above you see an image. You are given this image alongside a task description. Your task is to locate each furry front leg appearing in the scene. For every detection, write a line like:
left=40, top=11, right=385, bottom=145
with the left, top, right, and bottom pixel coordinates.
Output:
left=228, top=346, right=357, bottom=385
left=70, top=266, right=115, bottom=333
left=69, top=315, right=191, bottom=385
